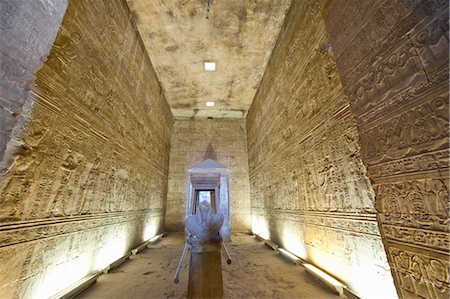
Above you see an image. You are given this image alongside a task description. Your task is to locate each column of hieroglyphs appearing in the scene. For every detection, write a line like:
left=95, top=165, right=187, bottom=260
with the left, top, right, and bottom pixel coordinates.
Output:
left=322, top=1, right=449, bottom=298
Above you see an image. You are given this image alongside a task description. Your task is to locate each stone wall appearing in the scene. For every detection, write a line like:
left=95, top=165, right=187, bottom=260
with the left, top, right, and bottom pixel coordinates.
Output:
left=246, top=0, right=397, bottom=297
left=166, top=118, right=251, bottom=232
left=0, top=0, right=68, bottom=168
left=322, top=1, right=449, bottom=298
left=0, top=1, right=173, bottom=298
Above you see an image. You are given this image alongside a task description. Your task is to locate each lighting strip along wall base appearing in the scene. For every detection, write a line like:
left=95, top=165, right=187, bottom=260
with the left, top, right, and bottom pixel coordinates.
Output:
left=343, top=287, right=361, bottom=299
left=147, top=232, right=167, bottom=247
left=304, top=264, right=344, bottom=297
left=253, top=233, right=265, bottom=241
left=131, top=232, right=167, bottom=255
left=250, top=230, right=359, bottom=298
left=277, top=248, right=303, bottom=265
left=104, top=232, right=167, bottom=272
left=52, top=232, right=167, bottom=299
left=131, top=241, right=150, bottom=255
left=263, top=239, right=279, bottom=251
left=49, top=271, right=102, bottom=299
left=102, top=252, right=132, bottom=274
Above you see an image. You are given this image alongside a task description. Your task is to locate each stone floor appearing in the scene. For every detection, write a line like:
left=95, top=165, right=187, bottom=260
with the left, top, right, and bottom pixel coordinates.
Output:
left=77, top=233, right=338, bottom=299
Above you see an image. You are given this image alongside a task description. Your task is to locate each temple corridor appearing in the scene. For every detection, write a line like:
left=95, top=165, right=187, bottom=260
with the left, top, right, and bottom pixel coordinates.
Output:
left=77, top=233, right=338, bottom=299
left=0, top=0, right=449, bottom=298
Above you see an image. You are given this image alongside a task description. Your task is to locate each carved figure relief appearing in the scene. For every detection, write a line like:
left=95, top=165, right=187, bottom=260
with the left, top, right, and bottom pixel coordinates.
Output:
left=246, top=0, right=396, bottom=297
left=0, top=1, right=172, bottom=297
left=323, top=0, right=449, bottom=297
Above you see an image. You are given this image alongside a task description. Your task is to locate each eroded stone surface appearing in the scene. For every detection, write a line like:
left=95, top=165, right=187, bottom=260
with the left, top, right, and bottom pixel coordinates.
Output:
left=125, top=0, right=291, bottom=118
left=322, top=1, right=449, bottom=298
left=246, top=1, right=397, bottom=297
left=0, top=0, right=68, bottom=167
left=166, top=118, right=251, bottom=231
left=0, top=0, right=172, bottom=298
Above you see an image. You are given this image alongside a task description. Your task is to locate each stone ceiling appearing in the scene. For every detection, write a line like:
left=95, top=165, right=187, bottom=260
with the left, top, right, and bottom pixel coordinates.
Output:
left=126, top=0, right=291, bottom=118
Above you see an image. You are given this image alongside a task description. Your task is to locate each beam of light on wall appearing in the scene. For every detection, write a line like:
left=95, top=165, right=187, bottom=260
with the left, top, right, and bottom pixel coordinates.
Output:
left=31, top=252, right=93, bottom=299
left=49, top=270, right=102, bottom=299
left=278, top=248, right=302, bottom=265
left=149, top=234, right=162, bottom=243
left=280, top=225, right=307, bottom=260
left=29, top=219, right=164, bottom=299
left=94, top=228, right=129, bottom=271
left=305, top=230, right=398, bottom=299
left=142, top=217, right=161, bottom=241
left=349, top=252, right=398, bottom=298
left=304, top=264, right=344, bottom=296
left=251, top=214, right=270, bottom=240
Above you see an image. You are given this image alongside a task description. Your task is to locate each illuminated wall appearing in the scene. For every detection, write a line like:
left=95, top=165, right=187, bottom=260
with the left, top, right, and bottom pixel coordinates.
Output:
left=166, top=118, right=251, bottom=232
left=0, top=0, right=172, bottom=297
left=246, top=0, right=397, bottom=297
left=322, top=1, right=449, bottom=298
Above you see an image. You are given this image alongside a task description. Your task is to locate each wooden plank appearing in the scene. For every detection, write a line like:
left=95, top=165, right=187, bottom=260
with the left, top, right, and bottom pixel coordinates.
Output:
left=188, top=243, right=223, bottom=299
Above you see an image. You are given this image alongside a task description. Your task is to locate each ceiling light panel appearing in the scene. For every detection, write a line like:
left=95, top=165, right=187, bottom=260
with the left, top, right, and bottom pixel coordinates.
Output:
left=204, top=62, right=216, bottom=71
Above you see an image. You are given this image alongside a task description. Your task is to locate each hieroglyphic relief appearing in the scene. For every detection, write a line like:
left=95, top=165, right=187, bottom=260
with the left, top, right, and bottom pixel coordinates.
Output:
left=247, top=0, right=396, bottom=297
left=360, top=97, right=449, bottom=164
left=250, top=110, right=374, bottom=214
left=390, top=248, right=449, bottom=298
left=253, top=208, right=381, bottom=237
left=376, top=179, right=449, bottom=219
left=328, top=0, right=447, bottom=93
left=0, top=210, right=163, bottom=248
left=384, top=226, right=449, bottom=253
left=322, top=0, right=449, bottom=297
left=369, top=149, right=449, bottom=179
left=0, top=0, right=172, bottom=298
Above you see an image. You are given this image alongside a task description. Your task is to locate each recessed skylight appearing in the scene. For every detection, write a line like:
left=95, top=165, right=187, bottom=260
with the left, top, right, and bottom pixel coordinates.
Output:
left=206, top=101, right=215, bottom=107
left=204, top=62, right=216, bottom=71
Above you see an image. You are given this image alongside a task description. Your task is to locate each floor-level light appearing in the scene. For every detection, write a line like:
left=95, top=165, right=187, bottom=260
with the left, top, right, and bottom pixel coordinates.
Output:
left=251, top=231, right=278, bottom=251
left=132, top=241, right=150, bottom=255
left=249, top=230, right=348, bottom=297
left=264, top=239, right=279, bottom=251
left=148, top=232, right=166, bottom=246
left=278, top=248, right=302, bottom=265
left=132, top=232, right=167, bottom=255
left=49, top=271, right=102, bottom=299
left=102, top=252, right=131, bottom=274
left=253, top=232, right=265, bottom=241
left=304, top=264, right=344, bottom=296
left=52, top=232, right=169, bottom=299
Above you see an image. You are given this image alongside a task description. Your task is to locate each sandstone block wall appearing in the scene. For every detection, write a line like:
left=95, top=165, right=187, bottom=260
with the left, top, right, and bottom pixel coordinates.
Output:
left=166, top=118, right=251, bottom=232
left=322, top=1, right=449, bottom=298
left=0, top=0, right=68, bottom=168
left=0, top=1, right=173, bottom=298
left=246, top=0, right=397, bottom=297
